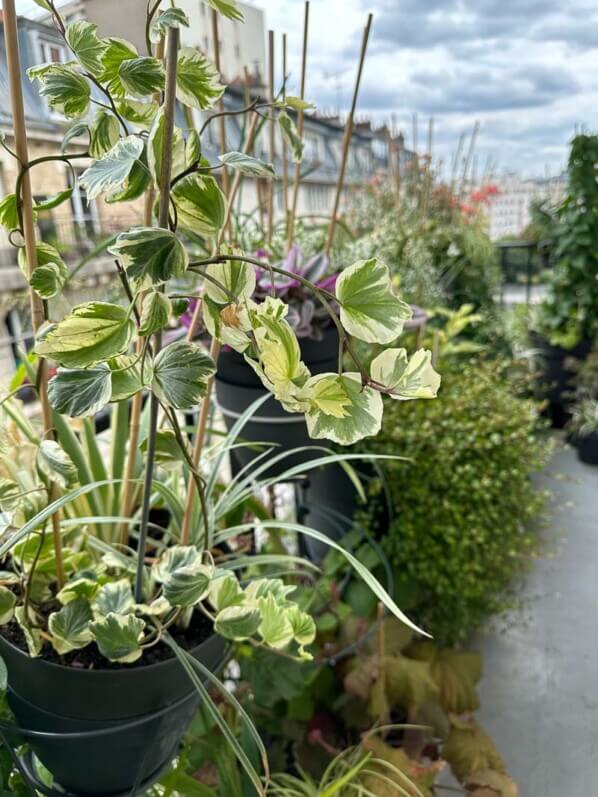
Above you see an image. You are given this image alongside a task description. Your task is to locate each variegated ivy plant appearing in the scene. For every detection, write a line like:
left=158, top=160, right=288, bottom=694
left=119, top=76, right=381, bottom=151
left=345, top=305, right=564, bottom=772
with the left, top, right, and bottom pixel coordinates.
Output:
left=0, top=0, right=439, bottom=676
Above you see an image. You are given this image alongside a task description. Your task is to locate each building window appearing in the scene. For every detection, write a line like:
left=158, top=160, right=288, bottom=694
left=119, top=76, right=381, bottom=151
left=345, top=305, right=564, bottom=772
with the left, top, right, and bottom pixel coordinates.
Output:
left=304, top=133, right=321, bottom=163
left=40, top=40, right=67, bottom=64
left=306, top=184, right=329, bottom=213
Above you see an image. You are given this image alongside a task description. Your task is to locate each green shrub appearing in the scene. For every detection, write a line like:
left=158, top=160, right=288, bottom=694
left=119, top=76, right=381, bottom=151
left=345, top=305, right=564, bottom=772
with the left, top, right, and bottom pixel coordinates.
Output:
left=357, top=359, right=552, bottom=645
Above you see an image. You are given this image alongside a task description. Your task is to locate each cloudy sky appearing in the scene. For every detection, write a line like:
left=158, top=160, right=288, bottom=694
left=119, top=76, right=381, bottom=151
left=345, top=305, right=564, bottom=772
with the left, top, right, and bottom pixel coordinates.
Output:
left=16, top=0, right=598, bottom=177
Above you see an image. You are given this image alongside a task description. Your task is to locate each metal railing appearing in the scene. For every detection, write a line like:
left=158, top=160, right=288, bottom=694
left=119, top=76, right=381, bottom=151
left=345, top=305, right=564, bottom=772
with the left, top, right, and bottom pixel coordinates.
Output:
left=495, top=239, right=553, bottom=304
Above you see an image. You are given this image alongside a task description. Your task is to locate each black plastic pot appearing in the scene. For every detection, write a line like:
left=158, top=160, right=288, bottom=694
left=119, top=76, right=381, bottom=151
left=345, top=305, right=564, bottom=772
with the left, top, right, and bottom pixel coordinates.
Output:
left=577, top=432, right=598, bottom=465
left=0, top=632, right=226, bottom=796
left=532, top=334, right=592, bottom=428
left=215, top=326, right=340, bottom=478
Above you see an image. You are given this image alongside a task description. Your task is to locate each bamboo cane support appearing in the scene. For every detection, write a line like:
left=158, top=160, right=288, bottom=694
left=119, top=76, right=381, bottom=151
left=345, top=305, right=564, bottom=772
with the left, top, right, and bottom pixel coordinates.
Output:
left=3, top=0, right=65, bottom=588
left=281, top=33, right=289, bottom=219
left=267, top=30, right=276, bottom=243
left=324, top=14, right=372, bottom=256
left=211, top=9, right=232, bottom=241
left=287, top=1, right=310, bottom=248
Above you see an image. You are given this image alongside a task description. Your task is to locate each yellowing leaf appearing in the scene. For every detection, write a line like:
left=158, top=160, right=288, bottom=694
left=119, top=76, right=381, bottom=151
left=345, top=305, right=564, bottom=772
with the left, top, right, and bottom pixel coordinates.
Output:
left=304, top=373, right=383, bottom=445
left=370, top=348, right=441, bottom=400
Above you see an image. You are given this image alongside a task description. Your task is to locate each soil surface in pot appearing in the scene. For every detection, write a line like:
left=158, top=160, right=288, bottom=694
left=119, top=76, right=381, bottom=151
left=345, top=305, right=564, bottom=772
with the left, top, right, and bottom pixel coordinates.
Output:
left=0, top=608, right=213, bottom=671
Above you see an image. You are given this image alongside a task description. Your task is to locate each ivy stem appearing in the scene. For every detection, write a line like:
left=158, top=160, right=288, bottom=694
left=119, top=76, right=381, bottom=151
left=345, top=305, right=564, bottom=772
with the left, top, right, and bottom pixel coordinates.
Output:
left=3, top=0, right=65, bottom=590
left=134, top=25, right=179, bottom=603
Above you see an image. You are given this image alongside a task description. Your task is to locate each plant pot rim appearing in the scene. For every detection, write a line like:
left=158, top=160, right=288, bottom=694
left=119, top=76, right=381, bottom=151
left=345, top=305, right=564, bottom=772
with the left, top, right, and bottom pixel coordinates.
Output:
left=0, top=625, right=222, bottom=678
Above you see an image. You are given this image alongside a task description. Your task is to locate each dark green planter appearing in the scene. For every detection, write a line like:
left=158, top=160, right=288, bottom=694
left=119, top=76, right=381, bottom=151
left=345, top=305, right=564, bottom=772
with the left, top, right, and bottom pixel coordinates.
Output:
left=0, top=632, right=226, bottom=796
left=532, top=334, right=591, bottom=428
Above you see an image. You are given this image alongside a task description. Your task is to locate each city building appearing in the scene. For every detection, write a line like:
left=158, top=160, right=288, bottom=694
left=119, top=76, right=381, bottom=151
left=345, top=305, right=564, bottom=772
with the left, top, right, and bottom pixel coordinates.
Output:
left=481, top=173, right=567, bottom=240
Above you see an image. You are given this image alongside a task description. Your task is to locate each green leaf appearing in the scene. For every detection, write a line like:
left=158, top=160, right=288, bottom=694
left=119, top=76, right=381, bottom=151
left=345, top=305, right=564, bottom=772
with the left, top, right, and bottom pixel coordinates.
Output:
left=15, top=607, right=42, bottom=657
left=185, top=130, right=201, bottom=166
left=48, top=365, right=112, bottom=417
left=205, top=0, right=244, bottom=21
left=29, top=262, right=66, bottom=300
left=298, top=373, right=351, bottom=419
left=35, top=302, right=135, bottom=368
left=48, top=598, right=93, bottom=654
left=93, top=579, right=135, bottom=616
left=34, top=187, right=74, bottom=212
left=153, top=546, right=201, bottom=583
left=89, top=109, right=120, bottom=159
left=278, top=111, right=303, bottom=162
left=208, top=572, right=244, bottom=612
left=139, top=291, right=171, bottom=337
left=286, top=605, right=316, bottom=647
left=32, top=0, right=52, bottom=9
left=62, top=121, right=89, bottom=151
left=0, top=480, right=21, bottom=513
left=215, top=605, right=260, bottom=640
left=119, top=57, right=165, bottom=98
left=152, top=340, right=216, bottom=410
left=257, top=593, right=294, bottom=649
left=100, top=37, right=138, bottom=95
left=204, top=254, right=256, bottom=305
left=65, top=20, right=107, bottom=76
left=32, top=63, right=90, bottom=118
left=219, top=151, right=274, bottom=177
left=147, top=108, right=186, bottom=185
left=57, top=577, right=100, bottom=605
left=370, top=348, right=441, bottom=400
left=0, top=194, right=19, bottom=229
left=176, top=47, right=224, bottom=110
left=108, top=226, right=188, bottom=287
left=0, top=587, right=16, bottom=625
left=171, top=173, right=225, bottom=236
left=284, top=96, right=315, bottom=111
left=336, top=258, right=412, bottom=344
left=151, top=7, right=189, bottom=43
left=105, top=152, right=151, bottom=204
left=109, top=355, right=145, bottom=401
left=140, top=429, right=184, bottom=468
left=90, top=612, right=145, bottom=663
left=80, top=136, right=144, bottom=200
left=116, top=98, right=158, bottom=125
left=163, top=561, right=213, bottom=607
left=304, top=373, right=383, bottom=445
left=37, top=440, right=78, bottom=489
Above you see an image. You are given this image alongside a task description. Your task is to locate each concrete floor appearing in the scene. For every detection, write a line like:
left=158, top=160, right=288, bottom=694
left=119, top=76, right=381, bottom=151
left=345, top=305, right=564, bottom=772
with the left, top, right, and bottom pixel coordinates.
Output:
left=472, top=444, right=598, bottom=795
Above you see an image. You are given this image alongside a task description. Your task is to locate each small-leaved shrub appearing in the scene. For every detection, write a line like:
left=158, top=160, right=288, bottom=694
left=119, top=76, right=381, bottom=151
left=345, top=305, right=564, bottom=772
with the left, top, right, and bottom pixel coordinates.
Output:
left=357, top=358, right=552, bottom=645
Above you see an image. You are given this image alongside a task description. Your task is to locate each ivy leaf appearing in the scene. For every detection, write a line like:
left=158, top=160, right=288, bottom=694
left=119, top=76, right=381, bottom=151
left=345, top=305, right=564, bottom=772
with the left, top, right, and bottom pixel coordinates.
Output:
left=32, top=63, right=90, bottom=118
left=62, top=121, right=89, bottom=152
left=29, top=262, right=66, bottom=300
left=140, top=430, right=184, bottom=468
left=116, top=98, right=158, bottom=126
left=298, top=373, right=351, bottom=419
left=304, top=373, right=383, bottom=445
left=109, top=355, right=145, bottom=402
left=219, top=151, right=274, bottom=177
left=89, top=109, right=120, bottom=159
left=205, top=0, right=244, bottom=21
left=286, top=605, right=316, bottom=650
left=150, top=7, right=189, bottom=43
left=65, top=20, right=107, bottom=76
left=139, top=291, right=172, bottom=337
left=0, top=587, right=17, bottom=625
left=204, top=253, right=256, bottom=304
left=176, top=47, right=224, bottom=110
left=171, top=173, right=225, bottom=236
left=153, top=546, right=201, bottom=583
left=147, top=108, right=186, bottom=185
left=18, top=242, right=68, bottom=291
left=37, top=440, right=79, bottom=489
left=258, top=593, right=294, bottom=649
left=208, top=572, right=244, bottom=612
left=185, top=130, right=201, bottom=166
left=336, top=258, right=412, bottom=344
left=48, top=364, right=112, bottom=417
left=370, top=348, right=441, bottom=400
left=106, top=150, right=151, bottom=204
left=90, top=612, right=145, bottom=663
left=15, top=607, right=42, bottom=657
left=163, top=562, right=213, bottom=607
left=108, top=226, right=188, bottom=287
left=284, top=96, right=315, bottom=111
left=80, top=136, right=144, bottom=201
left=278, top=111, right=303, bottom=163
left=0, top=194, right=19, bottom=229
left=0, top=480, right=21, bottom=513
left=36, top=303, right=135, bottom=368
left=100, top=37, right=138, bottom=95
left=118, top=57, right=165, bottom=98
left=48, top=598, right=93, bottom=654
left=34, top=188, right=74, bottom=212
left=57, top=578, right=100, bottom=605
left=215, top=605, right=260, bottom=640
left=152, top=340, right=216, bottom=409
left=93, top=579, right=135, bottom=616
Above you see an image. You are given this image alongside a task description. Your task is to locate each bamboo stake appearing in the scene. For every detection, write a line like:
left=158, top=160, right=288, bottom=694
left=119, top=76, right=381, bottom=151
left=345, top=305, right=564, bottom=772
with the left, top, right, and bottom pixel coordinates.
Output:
left=281, top=33, right=289, bottom=220
left=3, top=0, right=65, bottom=588
left=459, top=120, right=479, bottom=198
left=287, top=1, right=310, bottom=248
left=211, top=8, right=232, bottom=241
left=267, top=30, right=276, bottom=243
left=324, top=14, right=372, bottom=256
left=178, top=112, right=261, bottom=546
left=135, top=26, right=179, bottom=602
left=449, top=131, right=465, bottom=194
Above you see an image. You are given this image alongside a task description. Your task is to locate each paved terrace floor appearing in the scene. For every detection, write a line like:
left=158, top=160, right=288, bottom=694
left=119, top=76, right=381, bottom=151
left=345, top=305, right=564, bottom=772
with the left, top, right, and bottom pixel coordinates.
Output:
left=473, top=443, right=598, bottom=795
